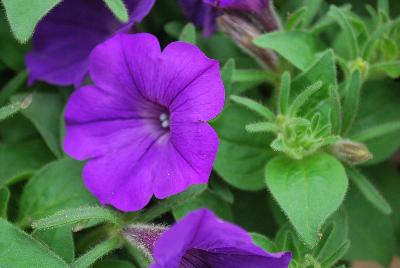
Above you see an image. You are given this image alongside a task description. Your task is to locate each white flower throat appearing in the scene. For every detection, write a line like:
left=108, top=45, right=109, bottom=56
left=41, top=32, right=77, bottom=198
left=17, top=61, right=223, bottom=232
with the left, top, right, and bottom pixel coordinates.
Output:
left=159, top=113, right=169, bottom=128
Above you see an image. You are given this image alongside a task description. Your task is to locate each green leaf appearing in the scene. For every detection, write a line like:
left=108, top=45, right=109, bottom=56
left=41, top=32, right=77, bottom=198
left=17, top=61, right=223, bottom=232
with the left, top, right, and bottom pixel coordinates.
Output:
left=314, top=211, right=349, bottom=264
left=213, top=104, right=275, bottom=190
left=1, top=0, right=61, bottom=43
left=342, top=71, right=361, bottom=135
left=288, top=80, right=323, bottom=116
left=0, top=138, right=54, bottom=188
left=344, top=186, right=396, bottom=266
left=221, top=58, right=235, bottom=95
left=348, top=80, right=400, bottom=163
left=346, top=167, right=392, bottom=215
left=179, top=23, right=196, bottom=44
left=370, top=61, right=400, bottom=79
left=232, top=69, right=276, bottom=84
left=32, top=206, right=121, bottom=230
left=138, top=184, right=206, bottom=222
left=173, top=190, right=233, bottom=221
left=72, top=237, right=121, bottom=268
left=328, top=5, right=359, bottom=59
left=251, top=233, right=277, bottom=252
left=291, top=49, right=337, bottom=120
left=0, top=94, right=32, bottom=121
left=363, top=163, right=400, bottom=235
left=362, top=20, right=395, bottom=60
left=285, top=7, right=307, bottom=31
left=13, top=91, right=65, bottom=158
left=278, top=71, right=291, bottom=115
left=254, top=31, right=318, bottom=70
left=230, top=95, right=275, bottom=121
left=265, top=153, right=348, bottom=247
left=0, top=187, right=10, bottom=218
left=33, top=226, right=74, bottom=263
left=18, top=158, right=97, bottom=227
left=302, top=0, right=324, bottom=26
left=0, top=12, right=28, bottom=70
left=329, top=85, right=342, bottom=134
left=245, top=122, right=278, bottom=133
left=102, top=0, right=128, bottom=22
left=0, top=218, right=68, bottom=267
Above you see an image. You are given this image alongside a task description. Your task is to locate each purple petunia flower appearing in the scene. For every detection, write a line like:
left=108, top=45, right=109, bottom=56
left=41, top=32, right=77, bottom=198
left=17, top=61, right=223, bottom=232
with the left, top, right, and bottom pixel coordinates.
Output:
left=63, top=33, right=225, bottom=212
left=179, top=0, right=278, bottom=36
left=25, top=0, right=155, bottom=87
left=136, top=208, right=291, bottom=267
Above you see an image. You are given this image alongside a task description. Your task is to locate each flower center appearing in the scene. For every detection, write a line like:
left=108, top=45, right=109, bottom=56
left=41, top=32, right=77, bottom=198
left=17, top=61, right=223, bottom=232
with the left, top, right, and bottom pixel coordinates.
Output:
left=159, top=113, right=170, bottom=128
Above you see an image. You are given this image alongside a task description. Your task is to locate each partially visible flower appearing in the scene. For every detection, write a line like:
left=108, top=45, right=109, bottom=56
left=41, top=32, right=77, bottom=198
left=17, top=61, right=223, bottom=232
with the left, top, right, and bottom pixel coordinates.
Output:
left=63, top=33, right=224, bottom=212
left=178, top=0, right=220, bottom=36
left=25, top=0, right=155, bottom=87
left=178, top=0, right=279, bottom=36
left=123, top=208, right=292, bottom=267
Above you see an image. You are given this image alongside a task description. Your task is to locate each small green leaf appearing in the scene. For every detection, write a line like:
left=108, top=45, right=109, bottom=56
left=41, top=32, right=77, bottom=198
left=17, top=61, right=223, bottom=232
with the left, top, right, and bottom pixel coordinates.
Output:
left=221, top=58, right=235, bottom=95
left=288, top=80, right=323, bottom=116
left=362, top=20, right=394, bottom=60
left=102, top=0, right=129, bottom=22
left=230, top=95, right=275, bottom=121
left=33, top=226, right=75, bottom=263
left=320, top=241, right=350, bottom=267
left=18, top=158, right=97, bottom=227
left=278, top=71, right=291, bottom=115
left=328, top=5, right=359, bottom=59
left=251, top=233, right=277, bottom=252
left=350, top=121, right=400, bottom=142
left=254, top=31, right=317, bottom=70
left=370, top=60, right=400, bottom=79
left=265, top=153, right=348, bottom=247
left=329, top=85, right=342, bottom=134
left=342, top=71, right=361, bottom=135
left=0, top=94, right=32, bottom=121
left=245, top=122, right=278, bottom=133
left=72, top=237, right=121, bottom=268
left=13, top=91, right=65, bottom=158
left=213, top=104, right=275, bottom=190
left=346, top=167, right=392, bottom=215
left=302, top=0, right=323, bottom=27
left=0, top=187, right=10, bottom=218
left=179, top=23, right=196, bottom=44
left=138, top=184, right=206, bottom=222
left=0, top=218, right=68, bottom=267
left=285, top=7, right=307, bottom=31
left=1, top=0, right=61, bottom=43
left=32, top=206, right=121, bottom=230
left=232, top=69, right=276, bottom=84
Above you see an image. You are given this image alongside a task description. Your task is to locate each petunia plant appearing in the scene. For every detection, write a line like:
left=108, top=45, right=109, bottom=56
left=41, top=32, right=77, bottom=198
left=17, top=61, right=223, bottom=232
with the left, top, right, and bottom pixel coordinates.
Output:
left=0, top=0, right=400, bottom=268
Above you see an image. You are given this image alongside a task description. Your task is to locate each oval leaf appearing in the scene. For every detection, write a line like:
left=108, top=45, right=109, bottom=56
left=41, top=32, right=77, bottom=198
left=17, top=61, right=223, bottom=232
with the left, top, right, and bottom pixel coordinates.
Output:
left=265, top=153, right=348, bottom=247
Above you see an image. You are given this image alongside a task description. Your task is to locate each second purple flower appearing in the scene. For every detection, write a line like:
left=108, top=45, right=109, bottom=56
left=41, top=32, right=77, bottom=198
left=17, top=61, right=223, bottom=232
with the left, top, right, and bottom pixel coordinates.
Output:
left=63, top=33, right=225, bottom=212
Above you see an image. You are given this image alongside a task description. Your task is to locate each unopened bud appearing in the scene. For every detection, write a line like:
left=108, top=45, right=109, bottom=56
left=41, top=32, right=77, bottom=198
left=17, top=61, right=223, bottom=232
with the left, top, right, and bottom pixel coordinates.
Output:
left=218, top=12, right=279, bottom=70
left=350, top=58, right=369, bottom=77
left=122, top=223, right=167, bottom=260
left=331, top=139, right=373, bottom=164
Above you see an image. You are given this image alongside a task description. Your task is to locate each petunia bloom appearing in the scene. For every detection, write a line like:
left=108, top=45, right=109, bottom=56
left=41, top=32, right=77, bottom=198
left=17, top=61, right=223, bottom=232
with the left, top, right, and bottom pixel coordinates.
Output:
left=124, top=208, right=292, bottom=267
left=25, top=0, right=155, bottom=87
left=178, top=0, right=279, bottom=36
left=63, top=33, right=225, bottom=212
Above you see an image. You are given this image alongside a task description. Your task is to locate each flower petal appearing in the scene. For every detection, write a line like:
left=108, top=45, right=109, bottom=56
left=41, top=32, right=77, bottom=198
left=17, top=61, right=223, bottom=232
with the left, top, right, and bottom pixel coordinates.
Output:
left=64, top=85, right=164, bottom=160
left=82, top=130, right=170, bottom=212
left=152, top=122, right=219, bottom=198
left=160, top=42, right=225, bottom=122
